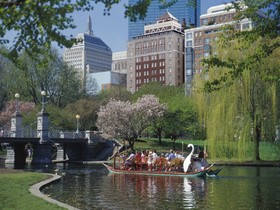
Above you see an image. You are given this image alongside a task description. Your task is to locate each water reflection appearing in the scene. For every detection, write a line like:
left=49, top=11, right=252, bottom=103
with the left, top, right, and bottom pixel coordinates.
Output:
left=39, top=164, right=280, bottom=210
left=95, top=173, right=206, bottom=210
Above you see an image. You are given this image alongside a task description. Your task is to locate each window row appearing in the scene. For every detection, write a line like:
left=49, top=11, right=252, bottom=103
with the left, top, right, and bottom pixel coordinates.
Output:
left=135, top=61, right=165, bottom=70
left=136, top=76, right=165, bottom=84
left=136, top=68, right=165, bottom=77
left=135, top=39, right=165, bottom=49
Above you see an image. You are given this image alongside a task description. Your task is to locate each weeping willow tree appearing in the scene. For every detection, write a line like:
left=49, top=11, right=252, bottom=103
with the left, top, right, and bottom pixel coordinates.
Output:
left=193, top=0, right=280, bottom=160
left=193, top=37, right=279, bottom=161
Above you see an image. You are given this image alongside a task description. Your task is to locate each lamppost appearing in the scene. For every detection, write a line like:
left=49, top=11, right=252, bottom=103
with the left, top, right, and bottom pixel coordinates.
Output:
left=76, top=114, right=80, bottom=133
left=11, top=92, right=22, bottom=138
left=41, top=90, right=46, bottom=113
left=37, top=90, right=51, bottom=143
left=15, top=93, right=20, bottom=114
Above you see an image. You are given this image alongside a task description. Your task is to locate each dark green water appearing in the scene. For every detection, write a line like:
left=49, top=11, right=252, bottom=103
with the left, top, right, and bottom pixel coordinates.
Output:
left=41, top=163, right=280, bottom=210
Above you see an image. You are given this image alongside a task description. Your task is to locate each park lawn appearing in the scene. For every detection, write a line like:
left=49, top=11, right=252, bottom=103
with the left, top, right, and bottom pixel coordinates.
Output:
left=134, top=138, right=206, bottom=153
left=0, top=169, right=65, bottom=210
left=133, top=138, right=280, bottom=161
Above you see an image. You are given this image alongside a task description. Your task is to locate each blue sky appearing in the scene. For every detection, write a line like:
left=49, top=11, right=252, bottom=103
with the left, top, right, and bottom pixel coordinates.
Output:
left=65, top=0, right=232, bottom=53
left=5, top=0, right=232, bottom=54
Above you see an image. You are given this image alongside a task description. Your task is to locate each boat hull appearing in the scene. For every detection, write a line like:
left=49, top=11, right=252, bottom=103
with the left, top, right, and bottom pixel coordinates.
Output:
left=206, top=167, right=224, bottom=177
left=102, top=163, right=208, bottom=178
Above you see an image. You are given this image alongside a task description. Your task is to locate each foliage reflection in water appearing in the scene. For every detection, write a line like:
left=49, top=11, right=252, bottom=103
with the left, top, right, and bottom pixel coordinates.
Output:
left=42, top=164, right=280, bottom=210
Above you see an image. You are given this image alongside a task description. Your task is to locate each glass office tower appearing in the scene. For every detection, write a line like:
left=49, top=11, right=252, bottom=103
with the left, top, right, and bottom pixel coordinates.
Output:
left=128, top=0, right=201, bottom=40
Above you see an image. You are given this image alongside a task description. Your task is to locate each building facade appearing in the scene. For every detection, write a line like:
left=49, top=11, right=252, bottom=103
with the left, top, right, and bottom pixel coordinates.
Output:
left=184, top=3, right=264, bottom=95
left=127, top=12, right=185, bottom=93
left=63, top=16, right=112, bottom=89
left=128, top=0, right=201, bottom=40
left=112, top=51, right=127, bottom=87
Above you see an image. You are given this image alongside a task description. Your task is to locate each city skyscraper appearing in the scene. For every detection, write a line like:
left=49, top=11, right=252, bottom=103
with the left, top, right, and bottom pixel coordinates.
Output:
left=128, top=0, right=201, bottom=40
left=63, top=16, right=112, bottom=90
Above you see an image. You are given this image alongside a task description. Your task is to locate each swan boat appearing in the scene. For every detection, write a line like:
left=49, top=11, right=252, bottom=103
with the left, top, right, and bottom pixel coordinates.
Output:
left=103, top=144, right=217, bottom=178
left=206, top=166, right=224, bottom=177
left=102, top=162, right=210, bottom=177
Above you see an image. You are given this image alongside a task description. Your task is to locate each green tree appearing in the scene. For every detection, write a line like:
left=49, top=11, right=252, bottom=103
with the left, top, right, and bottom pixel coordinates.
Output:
left=134, top=83, right=204, bottom=140
left=194, top=37, right=279, bottom=161
left=0, top=52, right=9, bottom=110
left=98, top=86, right=132, bottom=105
left=63, top=99, right=101, bottom=130
left=197, top=1, right=280, bottom=160
left=3, top=49, right=82, bottom=107
left=163, top=109, right=186, bottom=150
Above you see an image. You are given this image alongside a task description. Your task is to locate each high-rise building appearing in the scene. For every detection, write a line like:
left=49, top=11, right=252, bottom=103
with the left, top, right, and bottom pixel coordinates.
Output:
left=184, top=3, right=265, bottom=95
left=86, top=51, right=127, bottom=95
left=112, top=51, right=127, bottom=87
left=128, top=0, right=201, bottom=40
left=127, top=12, right=185, bottom=93
left=63, top=16, right=112, bottom=89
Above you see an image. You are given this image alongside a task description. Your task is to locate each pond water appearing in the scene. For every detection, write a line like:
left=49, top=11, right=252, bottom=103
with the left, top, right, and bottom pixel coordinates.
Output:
left=41, top=163, right=280, bottom=210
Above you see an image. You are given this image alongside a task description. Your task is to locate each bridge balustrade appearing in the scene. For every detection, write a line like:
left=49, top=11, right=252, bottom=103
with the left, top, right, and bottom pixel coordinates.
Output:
left=55, top=130, right=86, bottom=139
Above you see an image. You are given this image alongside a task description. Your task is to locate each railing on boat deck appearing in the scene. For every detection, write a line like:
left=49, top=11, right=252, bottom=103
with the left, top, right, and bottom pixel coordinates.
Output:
left=112, top=155, right=185, bottom=172
left=113, top=156, right=126, bottom=169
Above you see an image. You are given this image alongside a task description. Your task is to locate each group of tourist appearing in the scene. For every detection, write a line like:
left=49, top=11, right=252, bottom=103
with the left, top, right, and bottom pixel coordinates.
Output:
left=118, top=148, right=208, bottom=172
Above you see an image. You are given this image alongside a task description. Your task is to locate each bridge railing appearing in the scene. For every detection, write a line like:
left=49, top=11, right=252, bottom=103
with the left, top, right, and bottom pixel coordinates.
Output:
left=0, top=123, right=11, bottom=137
left=50, top=130, right=86, bottom=139
left=0, top=128, right=86, bottom=139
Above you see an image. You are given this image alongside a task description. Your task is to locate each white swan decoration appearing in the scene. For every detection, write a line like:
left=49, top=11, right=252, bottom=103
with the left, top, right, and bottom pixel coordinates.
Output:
left=183, top=144, right=194, bottom=173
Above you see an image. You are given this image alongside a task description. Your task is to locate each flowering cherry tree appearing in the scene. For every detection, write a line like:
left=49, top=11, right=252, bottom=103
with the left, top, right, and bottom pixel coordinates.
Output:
left=0, top=100, right=35, bottom=126
left=96, top=95, right=166, bottom=150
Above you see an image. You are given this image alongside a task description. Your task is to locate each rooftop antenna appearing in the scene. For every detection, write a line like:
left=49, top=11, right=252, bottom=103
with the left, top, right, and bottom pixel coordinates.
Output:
left=86, top=15, right=93, bottom=35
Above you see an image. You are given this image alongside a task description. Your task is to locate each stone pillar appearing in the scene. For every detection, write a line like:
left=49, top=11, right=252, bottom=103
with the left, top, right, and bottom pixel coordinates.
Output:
left=5, top=112, right=23, bottom=164
left=85, top=130, right=94, bottom=144
left=5, top=147, right=15, bottom=164
left=32, top=111, right=54, bottom=165
left=31, top=143, right=53, bottom=164
left=10, top=112, right=23, bottom=137
left=37, top=112, right=51, bottom=143
left=55, top=145, right=65, bottom=161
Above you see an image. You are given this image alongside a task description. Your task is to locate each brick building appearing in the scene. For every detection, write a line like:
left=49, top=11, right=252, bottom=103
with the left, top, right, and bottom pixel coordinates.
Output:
left=184, top=3, right=265, bottom=95
left=127, top=12, right=185, bottom=93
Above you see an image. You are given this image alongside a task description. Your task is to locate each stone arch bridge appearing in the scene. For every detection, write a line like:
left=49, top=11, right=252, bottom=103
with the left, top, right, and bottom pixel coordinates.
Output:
left=0, top=110, right=120, bottom=167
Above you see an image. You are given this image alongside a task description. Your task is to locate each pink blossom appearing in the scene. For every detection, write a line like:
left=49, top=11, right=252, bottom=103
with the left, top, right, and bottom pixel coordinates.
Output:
left=0, top=100, right=35, bottom=126
left=96, top=95, right=167, bottom=142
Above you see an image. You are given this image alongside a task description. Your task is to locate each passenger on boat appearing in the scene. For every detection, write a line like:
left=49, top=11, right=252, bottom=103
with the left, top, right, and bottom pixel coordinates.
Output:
left=151, top=150, right=159, bottom=171
left=166, top=150, right=176, bottom=171
left=154, top=153, right=165, bottom=171
left=134, top=151, right=142, bottom=169
left=191, top=147, right=209, bottom=172
left=140, top=150, right=148, bottom=170
left=175, top=151, right=184, bottom=159
left=147, top=151, right=153, bottom=171
left=125, top=150, right=136, bottom=170
left=198, top=147, right=209, bottom=168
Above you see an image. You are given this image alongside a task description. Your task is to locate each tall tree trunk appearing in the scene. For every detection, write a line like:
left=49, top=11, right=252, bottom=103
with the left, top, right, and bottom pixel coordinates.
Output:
left=157, top=127, right=162, bottom=145
left=171, top=139, right=176, bottom=151
left=255, top=123, right=261, bottom=161
left=128, top=138, right=135, bottom=151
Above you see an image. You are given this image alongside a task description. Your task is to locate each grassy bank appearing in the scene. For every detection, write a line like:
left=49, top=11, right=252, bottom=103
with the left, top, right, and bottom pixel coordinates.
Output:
left=0, top=169, right=65, bottom=210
